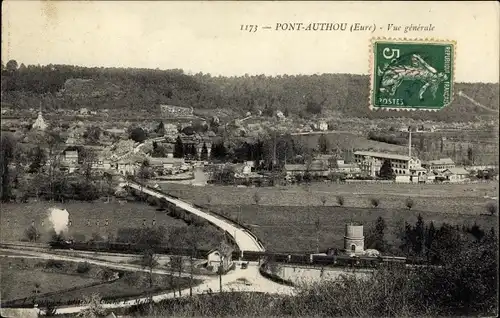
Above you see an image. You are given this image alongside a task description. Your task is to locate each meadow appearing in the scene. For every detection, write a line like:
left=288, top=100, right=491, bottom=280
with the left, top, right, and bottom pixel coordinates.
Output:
left=0, top=258, right=99, bottom=302
left=162, top=182, right=497, bottom=214
left=161, top=182, right=498, bottom=252
left=208, top=205, right=496, bottom=252
left=0, top=200, right=218, bottom=249
left=0, top=257, right=196, bottom=306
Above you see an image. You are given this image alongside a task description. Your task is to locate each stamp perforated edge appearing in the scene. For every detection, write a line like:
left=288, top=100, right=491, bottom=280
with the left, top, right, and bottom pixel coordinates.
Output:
left=368, top=37, right=457, bottom=112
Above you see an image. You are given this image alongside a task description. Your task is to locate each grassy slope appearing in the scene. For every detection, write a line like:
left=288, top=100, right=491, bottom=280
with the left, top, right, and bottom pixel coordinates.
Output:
left=293, top=131, right=408, bottom=153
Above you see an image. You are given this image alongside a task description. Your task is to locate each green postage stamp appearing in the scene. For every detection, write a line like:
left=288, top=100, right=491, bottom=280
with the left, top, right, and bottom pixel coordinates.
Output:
left=370, top=38, right=456, bottom=111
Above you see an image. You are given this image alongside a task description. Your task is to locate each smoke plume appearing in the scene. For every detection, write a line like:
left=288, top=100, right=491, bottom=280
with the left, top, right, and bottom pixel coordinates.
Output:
left=48, top=207, right=69, bottom=235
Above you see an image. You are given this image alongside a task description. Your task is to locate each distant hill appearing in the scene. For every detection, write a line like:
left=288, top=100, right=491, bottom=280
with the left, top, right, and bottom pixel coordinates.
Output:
left=1, top=63, right=498, bottom=123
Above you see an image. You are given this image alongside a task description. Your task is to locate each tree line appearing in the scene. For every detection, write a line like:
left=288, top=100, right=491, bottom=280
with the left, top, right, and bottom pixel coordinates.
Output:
left=2, top=60, right=498, bottom=122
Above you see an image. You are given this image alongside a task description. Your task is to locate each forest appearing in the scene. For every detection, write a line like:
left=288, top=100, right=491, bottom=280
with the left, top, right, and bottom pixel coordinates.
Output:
left=1, top=60, right=499, bottom=123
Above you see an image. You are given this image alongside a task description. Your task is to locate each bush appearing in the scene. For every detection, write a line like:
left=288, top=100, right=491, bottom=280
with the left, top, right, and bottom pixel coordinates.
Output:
left=336, top=195, right=345, bottom=206
left=45, top=260, right=65, bottom=270
left=76, top=262, right=91, bottom=274
left=100, top=268, right=116, bottom=281
left=146, top=196, right=159, bottom=206
left=486, top=202, right=497, bottom=215
left=370, top=198, right=380, bottom=208
left=405, top=197, right=414, bottom=210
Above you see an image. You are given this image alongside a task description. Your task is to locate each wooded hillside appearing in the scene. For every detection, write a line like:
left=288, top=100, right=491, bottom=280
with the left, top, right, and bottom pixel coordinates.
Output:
left=1, top=61, right=498, bottom=122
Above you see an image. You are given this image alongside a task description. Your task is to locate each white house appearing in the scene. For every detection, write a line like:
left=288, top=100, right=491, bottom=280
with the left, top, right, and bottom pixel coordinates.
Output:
left=318, top=120, right=328, bottom=131
left=79, top=108, right=90, bottom=115
left=335, top=160, right=361, bottom=174
left=276, top=110, right=285, bottom=120
left=442, top=167, right=470, bottom=183
left=423, top=158, right=455, bottom=172
left=206, top=249, right=233, bottom=273
left=116, top=160, right=140, bottom=176
left=395, top=175, right=411, bottom=183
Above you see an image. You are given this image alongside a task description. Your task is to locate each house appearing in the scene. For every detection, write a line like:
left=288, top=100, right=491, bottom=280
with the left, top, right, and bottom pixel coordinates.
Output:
left=92, top=153, right=113, bottom=171
left=318, top=120, right=328, bottom=131
left=148, top=157, right=185, bottom=175
left=160, top=104, right=194, bottom=118
left=423, top=158, right=455, bottom=172
left=116, top=159, right=140, bottom=176
left=442, top=167, right=471, bottom=183
left=79, top=108, right=90, bottom=115
left=284, top=160, right=330, bottom=178
left=241, top=163, right=252, bottom=175
left=276, top=110, right=285, bottom=120
left=284, top=164, right=308, bottom=177
left=335, top=160, right=361, bottom=174
left=206, top=249, right=233, bottom=273
left=62, top=146, right=80, bottom=166
left=315, top=154, right=336, bottom=166
left=395, top=175, right=411, bottom=183
left=164, top=123, right=179, bottom=136
left=416, top=124, right=436, bottom=132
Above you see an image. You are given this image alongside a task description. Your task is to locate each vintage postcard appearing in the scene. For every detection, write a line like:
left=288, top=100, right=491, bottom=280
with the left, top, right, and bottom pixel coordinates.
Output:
left=1, top=1, right=498, bottom=317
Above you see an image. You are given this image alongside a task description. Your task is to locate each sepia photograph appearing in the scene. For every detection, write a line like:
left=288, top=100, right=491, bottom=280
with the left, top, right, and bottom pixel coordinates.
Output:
left=1, top=1, right=498, bottom=317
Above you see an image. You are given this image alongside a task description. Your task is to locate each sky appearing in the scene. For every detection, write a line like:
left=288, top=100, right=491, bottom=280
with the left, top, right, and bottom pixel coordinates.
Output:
left=2, top=1, right=499, bottom=82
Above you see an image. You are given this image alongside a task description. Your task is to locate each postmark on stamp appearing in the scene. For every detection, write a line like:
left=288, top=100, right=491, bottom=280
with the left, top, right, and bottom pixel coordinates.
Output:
left=370, top=38, right=456, bottom=111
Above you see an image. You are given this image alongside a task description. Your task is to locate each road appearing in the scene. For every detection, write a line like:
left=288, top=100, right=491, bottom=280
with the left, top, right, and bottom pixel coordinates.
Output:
left=120, top=181, right=266, bottom=252
left=0, top=246, right=294, bottom=315
left=53, top=262, right=294, bottom=315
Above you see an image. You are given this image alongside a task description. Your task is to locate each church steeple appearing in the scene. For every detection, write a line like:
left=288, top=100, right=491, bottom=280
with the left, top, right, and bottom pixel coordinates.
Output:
left=32, top=102, right=47, bottom=131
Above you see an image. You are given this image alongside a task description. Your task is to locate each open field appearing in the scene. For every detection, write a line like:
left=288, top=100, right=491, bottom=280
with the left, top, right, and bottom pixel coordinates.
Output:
left=0, top=201, right=187, bottom=243
left=161, top=182, right=498, bottom=215
left=1, top=200, right=226, bottom=250
left=0, top=258, right=99, bottom=302
left=0, top=258, right=196, bottom=306
left=208, top=204, right=497, bottom=252
left=30, top=272, right=195, bottom=305
left=158, top=182, right=498, bottom=252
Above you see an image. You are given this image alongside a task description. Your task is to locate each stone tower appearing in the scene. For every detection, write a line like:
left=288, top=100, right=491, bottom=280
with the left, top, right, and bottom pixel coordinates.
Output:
left=344, top=223, right=364, bottom=255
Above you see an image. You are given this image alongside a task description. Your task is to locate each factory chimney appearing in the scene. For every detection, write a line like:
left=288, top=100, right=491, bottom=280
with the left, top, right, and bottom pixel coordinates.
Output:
left=408, top=126, right=412, bottom=157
